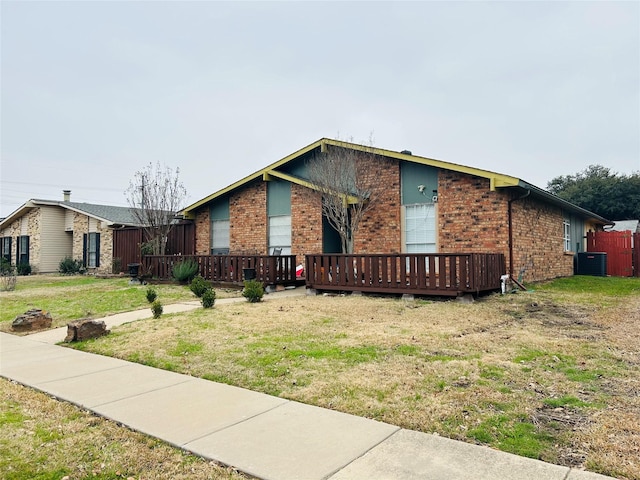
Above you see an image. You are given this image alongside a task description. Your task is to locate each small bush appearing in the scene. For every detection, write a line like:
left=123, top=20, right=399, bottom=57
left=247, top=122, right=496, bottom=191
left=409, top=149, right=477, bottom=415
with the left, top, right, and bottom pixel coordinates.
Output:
left=0, top=271, right=17, bottom=291
left=0, top=258, right=12, bottom=274
left=151, top=300, right=163, bottom=318
left=16, top=262, right=32, bottom=276
left=190, top=275, right=210, bottom=298
left=59, top=257, right=84, bottom=275
left=201, top=288, right=216, bottom=308
left=242, top=279, right=264, bottom=303
left=112, top=257, right=122, bottom=274
left=146, top=287, right=158, bottom=303
left=172, top=259, right=199, bottom=284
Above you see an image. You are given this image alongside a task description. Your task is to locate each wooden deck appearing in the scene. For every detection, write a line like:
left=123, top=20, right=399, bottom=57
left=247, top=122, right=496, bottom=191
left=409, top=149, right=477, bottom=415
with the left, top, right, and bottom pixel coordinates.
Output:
left=305, top=253, right=505, bottom=296
left=142, top=254, right=299, bottom=285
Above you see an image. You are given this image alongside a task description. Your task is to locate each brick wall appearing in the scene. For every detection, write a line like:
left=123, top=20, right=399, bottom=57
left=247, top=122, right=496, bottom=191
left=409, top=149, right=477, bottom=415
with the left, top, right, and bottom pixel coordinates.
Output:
left=230, top=181, right=267, bottom=254
left=438, top=171, right=510, bottom=255
left=195, top=208, right=210, bottom=255
left=354, top=158, right=402, bottom=253
left=511, top=196, right=573, bottom=281
left=291, top=183, right=323, bottom=259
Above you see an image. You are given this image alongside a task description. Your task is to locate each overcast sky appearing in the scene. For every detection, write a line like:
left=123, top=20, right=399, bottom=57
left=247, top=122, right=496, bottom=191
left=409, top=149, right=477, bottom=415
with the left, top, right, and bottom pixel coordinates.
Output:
left=1, top=1, right=639, bottom=218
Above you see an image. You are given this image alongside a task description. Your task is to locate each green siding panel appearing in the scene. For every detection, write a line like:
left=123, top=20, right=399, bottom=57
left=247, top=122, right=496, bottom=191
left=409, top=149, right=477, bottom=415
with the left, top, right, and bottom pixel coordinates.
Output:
left=401, top=163, right=438, bottom=205
left=267, top=180, right=291, bottom=216
left=210, top=198, right=230, bottom=221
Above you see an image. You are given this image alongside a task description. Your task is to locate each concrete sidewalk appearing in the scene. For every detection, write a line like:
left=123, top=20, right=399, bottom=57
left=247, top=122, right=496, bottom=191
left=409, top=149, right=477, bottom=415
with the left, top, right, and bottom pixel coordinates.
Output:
left=1, top=294, right=614, bottom=480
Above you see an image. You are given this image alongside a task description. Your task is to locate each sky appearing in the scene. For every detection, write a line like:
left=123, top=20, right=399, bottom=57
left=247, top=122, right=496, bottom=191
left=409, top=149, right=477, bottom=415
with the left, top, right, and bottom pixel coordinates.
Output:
left=1, top=1, right=639, bottom=218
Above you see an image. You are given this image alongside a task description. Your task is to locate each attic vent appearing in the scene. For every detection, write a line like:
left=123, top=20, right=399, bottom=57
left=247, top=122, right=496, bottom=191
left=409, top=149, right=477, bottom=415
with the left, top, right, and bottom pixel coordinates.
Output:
left=401, top=150, right=412, bottom=155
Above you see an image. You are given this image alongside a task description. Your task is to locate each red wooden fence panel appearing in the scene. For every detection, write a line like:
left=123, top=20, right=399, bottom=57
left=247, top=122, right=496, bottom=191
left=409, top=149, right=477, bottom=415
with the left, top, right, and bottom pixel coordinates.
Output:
left=586, top=231, right=633, bottom=277
left=634, top=233, right=640, bottom=277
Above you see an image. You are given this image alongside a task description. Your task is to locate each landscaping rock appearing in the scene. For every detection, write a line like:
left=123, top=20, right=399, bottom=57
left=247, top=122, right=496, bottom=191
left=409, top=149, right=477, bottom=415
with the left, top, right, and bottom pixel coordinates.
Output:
left=11, top=309, right=53, bottom=332
left=64, top=319, right=109, bottom=342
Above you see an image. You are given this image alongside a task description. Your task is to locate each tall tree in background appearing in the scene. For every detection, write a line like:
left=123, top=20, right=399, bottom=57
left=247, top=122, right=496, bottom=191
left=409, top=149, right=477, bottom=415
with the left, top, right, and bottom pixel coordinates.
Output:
left=306, top=138, right=391, bottom=253
left=125, top=162, right=187, bottom=255
left=547, top=165, right=640, bottom=220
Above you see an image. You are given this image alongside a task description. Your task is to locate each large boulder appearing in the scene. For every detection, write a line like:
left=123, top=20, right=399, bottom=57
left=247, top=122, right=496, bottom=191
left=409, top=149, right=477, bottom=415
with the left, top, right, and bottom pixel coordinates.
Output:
left=64, top=319, right=109, bottom=342
left=11, top=309, right=53, bottom=332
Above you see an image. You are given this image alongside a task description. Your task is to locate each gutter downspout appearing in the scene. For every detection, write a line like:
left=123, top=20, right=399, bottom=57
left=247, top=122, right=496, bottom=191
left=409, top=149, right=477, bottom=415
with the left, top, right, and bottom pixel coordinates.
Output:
left=508, top=189, right=531, bottom=285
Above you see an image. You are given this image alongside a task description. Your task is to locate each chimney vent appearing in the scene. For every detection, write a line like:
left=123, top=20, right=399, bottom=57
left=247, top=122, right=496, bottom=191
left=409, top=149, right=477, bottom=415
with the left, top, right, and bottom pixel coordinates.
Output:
left=63, top=190, right=71, bottom=202
left=401, top=150, right=412, bottom=155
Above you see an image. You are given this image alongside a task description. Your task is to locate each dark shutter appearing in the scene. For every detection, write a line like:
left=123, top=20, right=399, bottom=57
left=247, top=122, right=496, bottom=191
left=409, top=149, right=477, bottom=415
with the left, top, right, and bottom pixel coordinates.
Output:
left=95, top=233, right=101, bottom=268
left=83, top=234, right=88, bottom=267
left=23, top=237, right=29, bottom=264
left=15, top=236, right=20, bottom=265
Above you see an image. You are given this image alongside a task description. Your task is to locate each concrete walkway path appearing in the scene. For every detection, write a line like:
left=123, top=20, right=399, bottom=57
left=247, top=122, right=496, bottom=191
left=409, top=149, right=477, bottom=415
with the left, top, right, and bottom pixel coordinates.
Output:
left=1, top=290, right=614, bottom=480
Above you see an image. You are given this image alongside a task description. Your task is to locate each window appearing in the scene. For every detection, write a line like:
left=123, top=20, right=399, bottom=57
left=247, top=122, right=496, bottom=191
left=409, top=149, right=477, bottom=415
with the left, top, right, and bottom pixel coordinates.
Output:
left=83, top=232, right=100, bottom=268
left=211, top=219, right=230, bottom=255
left=405, top=204, right=436, bottom=253
left=16, top=236, right=29, bottom=265
left=1, top=237, right=11, bottom=264
left=563, top=218, right=571, bottom=252
left=268, top=215, right=291, bottom=255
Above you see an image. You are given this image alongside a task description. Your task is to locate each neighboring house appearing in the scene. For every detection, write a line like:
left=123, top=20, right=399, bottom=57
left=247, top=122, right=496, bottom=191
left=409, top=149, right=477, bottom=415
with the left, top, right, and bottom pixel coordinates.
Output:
left=0, top=190, right=145, bottom=274
left=180, top=138, right=611, bottom=283
left=606, top=220, right=640, bottom=233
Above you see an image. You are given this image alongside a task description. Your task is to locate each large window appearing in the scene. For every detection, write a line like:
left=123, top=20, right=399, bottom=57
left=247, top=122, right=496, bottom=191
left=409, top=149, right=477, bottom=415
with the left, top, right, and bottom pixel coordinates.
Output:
left=211, top=219, right=230, bottom=254
left=405, top=204, right=436, bottom=253
left=16, top=236, right=29, bottom=266
left=83, top=232, right=100, bottom=268
left=563, top=218, right=571, bottom=252
left=1, top=237, right=11, bottom=264
left=268, top=215, right=291, bottom=255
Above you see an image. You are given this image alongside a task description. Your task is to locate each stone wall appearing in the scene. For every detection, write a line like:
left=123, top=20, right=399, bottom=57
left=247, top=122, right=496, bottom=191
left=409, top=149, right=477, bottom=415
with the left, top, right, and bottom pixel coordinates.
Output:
left=72, top=212, right=113, bottom=275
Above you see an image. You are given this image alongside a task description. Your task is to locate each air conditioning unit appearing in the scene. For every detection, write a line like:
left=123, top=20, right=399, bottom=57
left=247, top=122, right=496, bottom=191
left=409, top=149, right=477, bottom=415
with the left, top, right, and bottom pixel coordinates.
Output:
left=575, top=252, right=607, bottom=276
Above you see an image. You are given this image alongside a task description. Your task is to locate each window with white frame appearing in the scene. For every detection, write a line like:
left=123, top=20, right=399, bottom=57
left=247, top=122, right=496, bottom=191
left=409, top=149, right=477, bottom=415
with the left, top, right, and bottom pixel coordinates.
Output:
left=211, top=219, right=230, bottom=254
left=405, top=204, right=436, bottom=253
left=563, top=218, right=571, bottom=252
left=268, top=215, right=291, bottom=255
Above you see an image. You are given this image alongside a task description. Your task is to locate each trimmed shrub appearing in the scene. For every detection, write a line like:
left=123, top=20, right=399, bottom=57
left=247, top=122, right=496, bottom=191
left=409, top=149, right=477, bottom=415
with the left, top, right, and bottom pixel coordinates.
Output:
left=201, top=288, right=216, bottom=308
left=146, top=287, right=158, bottom=303
left=16, top=262, right=32, bottom=276
left=242, top=279, right=264, bottom=303
left=59, top=257, right=84, bottom=275
left=151, top=301, right=163, bottom=319
left=0, top=258, right=12, bottom=275
left=190, top=275, right=210, bottom=298
left=172, top=259, right=199, bottom=284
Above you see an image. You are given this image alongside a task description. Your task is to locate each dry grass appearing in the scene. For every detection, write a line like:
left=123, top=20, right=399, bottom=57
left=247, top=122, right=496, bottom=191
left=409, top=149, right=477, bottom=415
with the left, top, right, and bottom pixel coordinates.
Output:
left=0, top=378, right=248, bottom=480
left=69, top=280, right=640, bottom=479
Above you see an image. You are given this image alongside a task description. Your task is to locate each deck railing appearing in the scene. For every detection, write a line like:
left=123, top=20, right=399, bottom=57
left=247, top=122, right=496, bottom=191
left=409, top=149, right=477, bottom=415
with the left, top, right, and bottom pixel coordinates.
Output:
left=305, top=253, right=505, bottom=296
left=142, top=254, right=297, bottom=285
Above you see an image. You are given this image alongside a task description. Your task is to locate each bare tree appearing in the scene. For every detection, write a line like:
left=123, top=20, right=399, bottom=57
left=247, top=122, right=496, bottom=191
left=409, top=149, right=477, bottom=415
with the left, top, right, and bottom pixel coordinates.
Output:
left=125, top=162, right=187, bottom=255
left=306, top=138, right=390, bottom=253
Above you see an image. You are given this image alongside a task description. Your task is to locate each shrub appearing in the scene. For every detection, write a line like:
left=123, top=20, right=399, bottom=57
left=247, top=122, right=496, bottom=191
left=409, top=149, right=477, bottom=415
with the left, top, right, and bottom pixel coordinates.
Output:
left=59, top=257, right=85, bottom=274
left=16, top=262, right=32, bottom=276
left=146, top=287, right=158, bottom=303
left=0, top=257, right=12, bottom=274
left=190, top=275, right=210, bottom=298
left=112, top=257, right=122, bottom=274
left=0, top=269, right=17, bottom=291
left=172, top=259, right=199, bottom=284
left=201, top=288, right=216, bottom=308
left=151, top=300, right=163, bottom=318
left=242, top=279, right=264, bottom=303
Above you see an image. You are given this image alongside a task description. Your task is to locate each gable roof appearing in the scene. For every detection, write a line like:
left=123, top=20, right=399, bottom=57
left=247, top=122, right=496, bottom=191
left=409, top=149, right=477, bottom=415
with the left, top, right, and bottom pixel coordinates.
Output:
left=0, top=198, right=146, bottom=229
left=181, top=137, right=611, bottom=225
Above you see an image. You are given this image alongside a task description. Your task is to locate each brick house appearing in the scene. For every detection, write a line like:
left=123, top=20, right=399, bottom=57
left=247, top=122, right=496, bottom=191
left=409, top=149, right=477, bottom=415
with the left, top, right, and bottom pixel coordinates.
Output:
left=181, top=138, right=610, bottom=282
left=0, top=191, right=144, bottom=274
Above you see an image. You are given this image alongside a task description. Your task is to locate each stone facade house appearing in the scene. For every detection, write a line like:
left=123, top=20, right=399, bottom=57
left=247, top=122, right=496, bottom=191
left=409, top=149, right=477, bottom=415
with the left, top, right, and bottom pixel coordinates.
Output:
left=0, top=191, right=144, bottom=274
left=181, top=138, right=610, bottom=283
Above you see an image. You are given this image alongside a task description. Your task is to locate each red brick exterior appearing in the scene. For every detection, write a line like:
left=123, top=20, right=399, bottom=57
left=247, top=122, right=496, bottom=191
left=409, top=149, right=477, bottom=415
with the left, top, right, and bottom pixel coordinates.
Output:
left=230, top=181, right=267, bottom=254
left=511, top=196, right=573, bottom=281
left=291, top=183, right=323, bottom=258
left=438, top=172, right=510, bottom=254
left=354, top=159, right=402, bottom=253
left=195, top=208, right=210, bottom=255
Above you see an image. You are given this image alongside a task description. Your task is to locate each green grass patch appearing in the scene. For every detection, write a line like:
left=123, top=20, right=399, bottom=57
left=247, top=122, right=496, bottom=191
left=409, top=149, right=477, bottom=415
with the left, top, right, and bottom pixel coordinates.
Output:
left=543, top=395, right=591, bottom=409
left=535, top=276, right=640, bottom=297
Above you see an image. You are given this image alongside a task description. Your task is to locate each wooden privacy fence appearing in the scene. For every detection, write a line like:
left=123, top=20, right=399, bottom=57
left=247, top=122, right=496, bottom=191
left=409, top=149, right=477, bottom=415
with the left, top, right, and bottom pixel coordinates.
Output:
left=305, top=253, right=505, bottom=296
left=142, top=254, right=298, bottom=285
left=587, top=231, right=638, bottom=277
